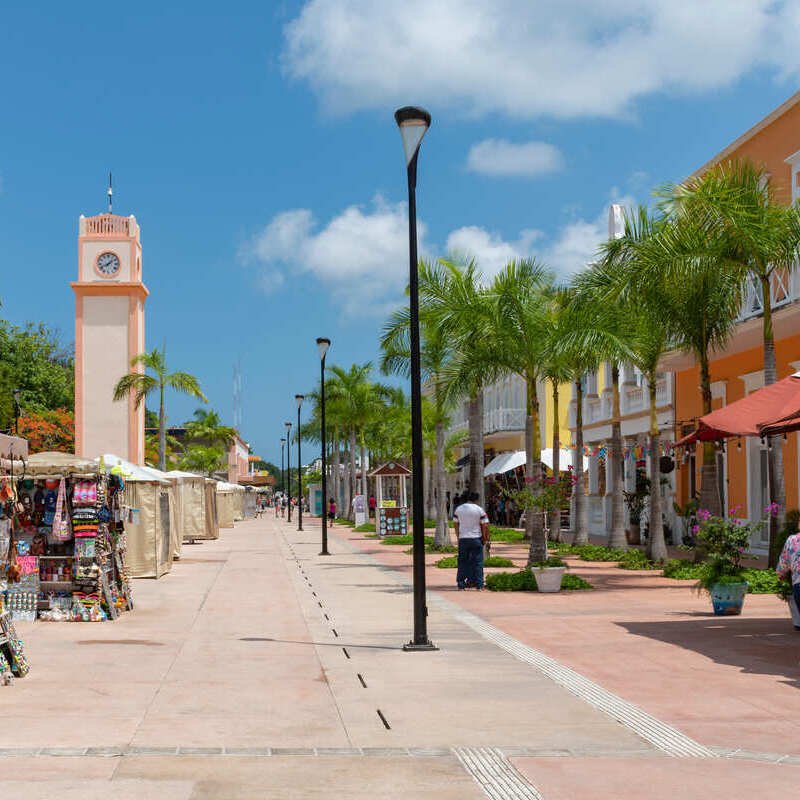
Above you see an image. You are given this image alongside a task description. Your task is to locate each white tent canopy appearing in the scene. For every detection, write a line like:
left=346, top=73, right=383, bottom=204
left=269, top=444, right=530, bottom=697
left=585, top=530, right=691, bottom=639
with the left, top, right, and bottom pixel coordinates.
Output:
left=98, top=454, right=171, bottom=485
left=484, top=448, right=588, bottom=477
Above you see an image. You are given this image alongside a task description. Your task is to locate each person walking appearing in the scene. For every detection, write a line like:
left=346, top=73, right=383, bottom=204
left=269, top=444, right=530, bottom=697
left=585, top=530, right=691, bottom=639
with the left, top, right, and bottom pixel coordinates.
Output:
left=328, top=497, right=337, bottom=526
left=776, top=527, right=800, bottom=631
left=368, top=494, right=376, bottom=519
left=453, top=491, right=490, bottom=591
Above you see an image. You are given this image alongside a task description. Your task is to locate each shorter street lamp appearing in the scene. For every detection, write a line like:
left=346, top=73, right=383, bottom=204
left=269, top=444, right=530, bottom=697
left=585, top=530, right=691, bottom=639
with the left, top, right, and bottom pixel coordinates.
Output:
left=295, top=394, right=305, bottom=532
left=285, top=421, right=293, bottom=522
left=317, top=337, right=331, bottom=555
left=280, top=438, right=286, bottom=505
left=13, top=389, right=21, bottom=435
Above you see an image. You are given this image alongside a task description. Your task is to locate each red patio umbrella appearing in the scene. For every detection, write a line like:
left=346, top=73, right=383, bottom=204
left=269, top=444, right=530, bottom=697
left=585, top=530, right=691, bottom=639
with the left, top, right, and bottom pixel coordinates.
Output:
left=675, top=372, right=800, bottom=446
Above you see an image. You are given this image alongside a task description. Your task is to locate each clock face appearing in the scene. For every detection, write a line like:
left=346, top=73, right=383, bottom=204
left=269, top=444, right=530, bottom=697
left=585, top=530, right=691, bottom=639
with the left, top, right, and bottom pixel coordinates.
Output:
left=96, top=251, right=120, bottom=277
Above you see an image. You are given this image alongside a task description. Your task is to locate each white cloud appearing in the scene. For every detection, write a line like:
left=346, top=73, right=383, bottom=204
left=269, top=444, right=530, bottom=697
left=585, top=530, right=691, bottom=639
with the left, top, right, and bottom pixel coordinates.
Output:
left=283, top=0, right=799, bottom=120
left=445, top=226, right=542, bottom=278
left=243, top=196, right=423, bottom=312
left=466, top=139, right=563, bottom=177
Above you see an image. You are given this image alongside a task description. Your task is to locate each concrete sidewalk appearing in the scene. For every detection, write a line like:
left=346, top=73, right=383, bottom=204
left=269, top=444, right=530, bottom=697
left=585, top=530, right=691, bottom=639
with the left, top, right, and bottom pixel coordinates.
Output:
left=2, top=514, right=798, bottom=798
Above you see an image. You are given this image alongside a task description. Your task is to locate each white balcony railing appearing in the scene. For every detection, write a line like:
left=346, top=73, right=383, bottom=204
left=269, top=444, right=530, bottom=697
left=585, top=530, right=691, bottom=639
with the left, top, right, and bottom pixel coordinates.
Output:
left=484, top=407, right=526, bottom=434
left=569, top=375, right=672, bottom=428
left=738, top=267, right=797, bottom=322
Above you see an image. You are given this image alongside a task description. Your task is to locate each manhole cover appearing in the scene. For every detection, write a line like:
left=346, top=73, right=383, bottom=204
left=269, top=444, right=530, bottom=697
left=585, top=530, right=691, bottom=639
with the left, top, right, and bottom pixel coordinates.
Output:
left=77, top=640, right=165, bottom=646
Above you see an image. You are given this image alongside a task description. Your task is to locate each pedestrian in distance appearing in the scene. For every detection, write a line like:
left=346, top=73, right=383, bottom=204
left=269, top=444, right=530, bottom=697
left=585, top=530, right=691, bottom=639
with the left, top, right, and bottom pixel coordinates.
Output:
left=368, top=494, right=376, bottom=519
left=776, top=525, right=800, bottom=631
left=328, top=497, right=337, bottom=526
left=453, top=491, right=490, bottom=591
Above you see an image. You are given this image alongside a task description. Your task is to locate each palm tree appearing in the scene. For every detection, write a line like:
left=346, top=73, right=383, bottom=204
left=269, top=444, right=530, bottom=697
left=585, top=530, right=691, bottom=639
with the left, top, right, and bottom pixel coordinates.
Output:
left=600, top=207, right=674, bottom=561
left=113, top=347, right=207, bottom=470
left=326, top=363, right=386, bottom=519
left=490, top=259, right=554, bottom=564
left=667, top=161, right=800, bottom=563
left=181, top=444, right=226, bottom=477
left=635, top=210, right=744, bottom=518
left=185, top=408, right=237, bottom=450
left=381, top=262, right=455, bottom=546
left=568, top=267, right=634, bottom=550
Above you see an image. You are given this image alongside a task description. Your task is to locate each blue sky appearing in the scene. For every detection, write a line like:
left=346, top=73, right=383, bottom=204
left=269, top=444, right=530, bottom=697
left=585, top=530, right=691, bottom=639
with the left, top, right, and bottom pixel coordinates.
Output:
left=1, top=1, right=799, bottom=465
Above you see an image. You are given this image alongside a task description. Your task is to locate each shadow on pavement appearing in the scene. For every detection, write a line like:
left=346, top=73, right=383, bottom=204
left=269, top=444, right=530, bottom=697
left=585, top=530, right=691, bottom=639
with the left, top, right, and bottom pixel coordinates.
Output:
left=239, top=636, right=402, bottom=650
left=618, top=617, right=800, bottom=687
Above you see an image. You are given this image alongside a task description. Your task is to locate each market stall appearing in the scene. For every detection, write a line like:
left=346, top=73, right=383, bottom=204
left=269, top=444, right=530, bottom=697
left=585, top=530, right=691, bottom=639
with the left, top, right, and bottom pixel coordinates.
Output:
left=369, top=462, right=411, bottom=537
left=216, top=482, right=236, bottom=529
left=166, top=470, right=211, bottom=546
left=204, top=479, right=219, bottom=539
left=2, top=451, right=133, bottom=623
left=101, top=455, right=173, bottom=580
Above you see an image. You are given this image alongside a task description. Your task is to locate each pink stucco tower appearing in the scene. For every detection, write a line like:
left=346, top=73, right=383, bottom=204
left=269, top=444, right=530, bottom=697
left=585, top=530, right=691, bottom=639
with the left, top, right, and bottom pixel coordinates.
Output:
left=72, top=213, right=148, bottom=463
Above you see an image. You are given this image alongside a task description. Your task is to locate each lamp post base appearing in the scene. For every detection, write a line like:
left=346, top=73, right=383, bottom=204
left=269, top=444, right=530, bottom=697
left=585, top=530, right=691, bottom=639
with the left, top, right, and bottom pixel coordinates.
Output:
left=402, top=640, right=438, bottom=652
left=319, top=551, right=330, bottom=556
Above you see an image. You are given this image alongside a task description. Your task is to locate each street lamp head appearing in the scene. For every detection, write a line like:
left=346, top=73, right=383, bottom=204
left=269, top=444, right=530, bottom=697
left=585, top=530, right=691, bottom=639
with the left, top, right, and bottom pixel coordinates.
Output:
left=316, top=337, right=331, bottom=360
left=394, top=106, right=431, bottom=166
left=285, top=421, right=292, bottom=431
left=295, top=394, right=305, bottom=409
left=280, top=438, right=286, bottom=446
left=13, top=388, right=21, bottom=403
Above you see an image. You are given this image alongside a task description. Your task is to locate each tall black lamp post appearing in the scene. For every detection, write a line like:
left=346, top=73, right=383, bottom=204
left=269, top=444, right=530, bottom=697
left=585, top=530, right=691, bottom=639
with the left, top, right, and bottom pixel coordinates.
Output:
left=285, top=421, right=293, bottom=522
left=317, top=338, right=331, bottom=555
left=395, top=105, right=436, bottom=652
left=13, top=389, right=21, bottom=435
left=295, top=395, right=305, bottom=531
left=280, top=438, right=286, bottom=501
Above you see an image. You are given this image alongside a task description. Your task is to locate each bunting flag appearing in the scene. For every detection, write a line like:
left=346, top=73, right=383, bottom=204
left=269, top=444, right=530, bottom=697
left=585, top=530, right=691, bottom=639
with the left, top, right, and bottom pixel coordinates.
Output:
left=574, top=441, right=675, bottom=459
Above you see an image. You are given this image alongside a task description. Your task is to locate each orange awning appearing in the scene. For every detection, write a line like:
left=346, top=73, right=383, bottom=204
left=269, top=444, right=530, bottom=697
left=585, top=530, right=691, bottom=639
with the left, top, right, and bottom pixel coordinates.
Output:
left=676, top=372, right=800, bottom=446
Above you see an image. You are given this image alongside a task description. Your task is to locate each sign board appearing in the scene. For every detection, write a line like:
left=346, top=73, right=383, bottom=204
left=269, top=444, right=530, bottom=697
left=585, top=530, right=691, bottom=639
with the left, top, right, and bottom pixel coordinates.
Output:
left=353, top=494, right=368, bottom=526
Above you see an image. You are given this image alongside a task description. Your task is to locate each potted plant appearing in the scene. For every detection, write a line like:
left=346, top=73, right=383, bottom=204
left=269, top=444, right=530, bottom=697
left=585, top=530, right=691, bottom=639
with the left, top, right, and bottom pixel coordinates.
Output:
left=623, top=476, right=650, bottom=545
left=693, top=509, right=756, bottom=616
left=529, top=556, right=567, bottom=593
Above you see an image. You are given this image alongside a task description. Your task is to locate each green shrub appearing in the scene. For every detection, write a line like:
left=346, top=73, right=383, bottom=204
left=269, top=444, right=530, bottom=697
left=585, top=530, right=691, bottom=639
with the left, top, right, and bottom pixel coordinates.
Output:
left=354, top=523, right=376, bottom=533
left=662, top=559, right=703, bottom=580
left=575, top=545, right=627, bottom=562
left=435, top=555, right=514, bottom=569
left=618, top=549, right=658, bottom=570
left=530, top=556, right=567, bottom=568
left=561, top=574, right=593, bottom=590
left=550, top=541, right=580, bottom=554
left=741, top=568, right=789, bottom=595
left=488, top=526, right=525, bottom=542
left=486, top=568, right=593, bottom=592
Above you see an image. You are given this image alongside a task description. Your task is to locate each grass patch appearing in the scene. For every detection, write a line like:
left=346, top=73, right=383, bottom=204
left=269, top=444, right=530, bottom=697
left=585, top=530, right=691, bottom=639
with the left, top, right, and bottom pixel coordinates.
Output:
left=617, top=549, right=659, bottom=570
left=486, top=568, right=593, bottom=592
left=488, top=526, right=525, bottom=542
left=354, top=523, right=376, bottom=533
left=381, top=534, right=414, bottom=545
left=334, top=517, right=355, bottom=527
left=363, top=533, right=378, bottom=539
left=424, top=518, right=455, bottom=528
left=434, top=555, right=514, bottom=569
left=662, top=559, right=703, bottom=580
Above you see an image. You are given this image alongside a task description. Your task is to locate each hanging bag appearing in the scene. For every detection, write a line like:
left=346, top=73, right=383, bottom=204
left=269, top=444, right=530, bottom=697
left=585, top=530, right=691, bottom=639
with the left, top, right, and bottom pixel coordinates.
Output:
left=51, top=478, right=72, bottom=543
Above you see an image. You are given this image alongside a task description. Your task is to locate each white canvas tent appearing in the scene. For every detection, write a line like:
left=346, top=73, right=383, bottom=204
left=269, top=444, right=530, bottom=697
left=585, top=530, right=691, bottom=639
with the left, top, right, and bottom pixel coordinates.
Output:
left=166, top=470, right=214, bottom=546
left=483, top=448, right=588, bottom=477
left=216, top=482, right=238, bottom=528
left=204, top=479, right=220, bottom=539
left=99, top=455, right=174, bottom=579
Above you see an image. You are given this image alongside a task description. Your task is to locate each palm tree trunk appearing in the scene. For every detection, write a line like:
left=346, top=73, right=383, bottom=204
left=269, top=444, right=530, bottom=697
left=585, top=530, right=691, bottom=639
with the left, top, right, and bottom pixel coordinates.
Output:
left=761, top=274, right=785, bottom=568
left=359, top=434, right=367, bottom=498
left=435, top=419, right=450, bottom=547
left=573, top=379, right=589, bottom=544
left=526, top=375, right=546, bottom=564
left=468, top=391, right=485, bottom=507
left=607, top=365, right=627, bottom=549
left=348, top=429, right=357, bottom=520
left=548, top=380, right=561, bottom=542
left=158, top=383, right=166, bottom=471
left=647, top=376, right=667, bottom=562
left=332, top=428, right=340, bottom=514
left=697, top=351, right=722, bottom=517
left=425, top=458, right=435, bottom=521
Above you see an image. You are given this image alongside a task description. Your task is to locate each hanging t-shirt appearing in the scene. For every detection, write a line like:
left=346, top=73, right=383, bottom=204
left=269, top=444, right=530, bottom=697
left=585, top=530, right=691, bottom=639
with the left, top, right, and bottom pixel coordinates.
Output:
left=454, top=502, right=488, bottom=539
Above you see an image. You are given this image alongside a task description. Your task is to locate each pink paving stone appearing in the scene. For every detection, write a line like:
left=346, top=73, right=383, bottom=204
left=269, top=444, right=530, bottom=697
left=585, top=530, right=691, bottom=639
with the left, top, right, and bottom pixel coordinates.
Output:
left=332, top=523, right=800, bottom=757
left=511, top=757, right=800, bottom=800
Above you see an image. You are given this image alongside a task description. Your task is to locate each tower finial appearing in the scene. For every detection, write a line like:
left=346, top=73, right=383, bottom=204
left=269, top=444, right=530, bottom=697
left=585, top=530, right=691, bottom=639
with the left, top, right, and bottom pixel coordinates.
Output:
left=107, top=172, right=113, bottom=214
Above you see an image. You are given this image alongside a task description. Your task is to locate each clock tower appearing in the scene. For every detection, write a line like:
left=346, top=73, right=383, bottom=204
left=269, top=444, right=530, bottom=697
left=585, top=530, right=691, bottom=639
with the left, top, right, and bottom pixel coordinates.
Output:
left=72, top=213, right=148, bottom=463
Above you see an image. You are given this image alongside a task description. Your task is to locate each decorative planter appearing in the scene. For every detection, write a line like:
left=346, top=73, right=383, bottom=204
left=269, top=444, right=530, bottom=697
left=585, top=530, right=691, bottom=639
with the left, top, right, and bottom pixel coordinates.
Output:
left=710, top=582, right=749, bottom=616
left=626, top=524, right=641, bottom=545
left=532, top=566, right=566, bottom=593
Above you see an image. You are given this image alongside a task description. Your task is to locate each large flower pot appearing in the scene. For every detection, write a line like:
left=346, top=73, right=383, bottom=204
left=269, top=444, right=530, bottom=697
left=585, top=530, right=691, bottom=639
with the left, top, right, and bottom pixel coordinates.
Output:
left=626, top=524, right=641, bottom=545
left=710, top=582, right=749, bottom=616
left=532, top=567, right=566, bottom=593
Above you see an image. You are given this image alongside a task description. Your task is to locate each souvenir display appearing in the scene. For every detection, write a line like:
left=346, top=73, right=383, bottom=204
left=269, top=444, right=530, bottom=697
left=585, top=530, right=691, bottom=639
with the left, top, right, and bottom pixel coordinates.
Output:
left=1, top=459, right=133, bottom=626
left=378, top=506, right=408, bottom=537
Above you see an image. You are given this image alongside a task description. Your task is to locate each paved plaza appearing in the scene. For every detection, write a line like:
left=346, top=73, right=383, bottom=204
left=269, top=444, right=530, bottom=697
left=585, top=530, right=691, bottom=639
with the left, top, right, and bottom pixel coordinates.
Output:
left=2, top=515, right=799, bottom=798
